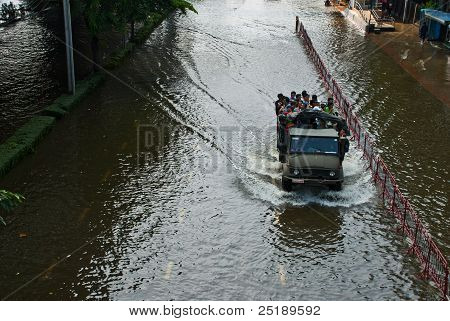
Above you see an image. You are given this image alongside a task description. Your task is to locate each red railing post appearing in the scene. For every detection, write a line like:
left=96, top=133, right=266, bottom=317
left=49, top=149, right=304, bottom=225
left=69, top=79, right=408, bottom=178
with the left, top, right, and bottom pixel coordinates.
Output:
left=355, top=122, right=360, bottom=146
left=363, top=134, right=367, bottom=157
left=444, top=269, right=449, bottom=299
left=367, top=150, right=373, bottom=170
left=374, top=158, right=380, bottom=181
left=423, top=240, right=432, bottom=277
left=410, top=222, right=420, bottom=254
left=391, top=186, right=397, bottom=212
left=402, top=200, right=408, bottom=233
left=357, top=123, right=361, bottom=146
left=363, top=133, right=372, bottom=159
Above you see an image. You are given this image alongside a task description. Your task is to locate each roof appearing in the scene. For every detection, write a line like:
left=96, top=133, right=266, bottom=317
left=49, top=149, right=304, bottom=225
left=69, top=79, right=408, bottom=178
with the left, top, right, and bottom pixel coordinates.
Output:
left=422, top=9, right=450, bottom=25
left=288, top=128, right=338, bottom=137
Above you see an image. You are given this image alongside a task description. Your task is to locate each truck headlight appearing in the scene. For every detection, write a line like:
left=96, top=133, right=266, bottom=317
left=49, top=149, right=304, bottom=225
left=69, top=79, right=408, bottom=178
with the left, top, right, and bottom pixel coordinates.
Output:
left=329, top=171, right=336, bottom=177
left=293, top=169, right=299, bottom=175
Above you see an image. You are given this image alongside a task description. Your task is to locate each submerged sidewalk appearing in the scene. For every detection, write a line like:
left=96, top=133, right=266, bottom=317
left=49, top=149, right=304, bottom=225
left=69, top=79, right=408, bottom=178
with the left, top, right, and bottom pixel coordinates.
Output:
left=368, top=23, right=450, bottom=107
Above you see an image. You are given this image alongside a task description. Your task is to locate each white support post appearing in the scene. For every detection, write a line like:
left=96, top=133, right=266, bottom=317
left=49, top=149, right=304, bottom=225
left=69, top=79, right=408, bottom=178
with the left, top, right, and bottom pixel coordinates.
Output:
left=63, top=0, right=75, bottom=95
left=402, top=0, right=408, bottom=23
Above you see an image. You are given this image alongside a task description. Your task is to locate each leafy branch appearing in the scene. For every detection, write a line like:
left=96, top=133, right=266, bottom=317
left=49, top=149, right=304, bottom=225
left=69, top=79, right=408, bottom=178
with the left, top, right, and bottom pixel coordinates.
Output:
left=0, top=189, right=24, bottom=226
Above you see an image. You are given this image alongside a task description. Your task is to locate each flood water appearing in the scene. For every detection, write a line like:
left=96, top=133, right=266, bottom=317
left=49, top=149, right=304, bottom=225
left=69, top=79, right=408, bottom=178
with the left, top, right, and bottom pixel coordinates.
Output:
left=0, top=0, right=65, bottom=142
left=0, top=0, right=448, bottom=300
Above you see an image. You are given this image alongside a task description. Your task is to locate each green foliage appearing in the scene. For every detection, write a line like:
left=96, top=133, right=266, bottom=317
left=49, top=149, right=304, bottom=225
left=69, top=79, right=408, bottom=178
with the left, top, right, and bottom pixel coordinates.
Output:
left=41, top=103, right=68, bottom=119
left=53, top=73, right=105, bottom=111
left=423, top=1, right=439, bottom=9
left=133, top=12, right=165, bottom=44
left=170, top=0, right=198, bottom=14
left=105, top=43, right=135, bottom=68
left=0, top=190, right=24, bottom=212
left=105, top=0, right=197, bottom=67
left=0, top=74, right=103, bottom=179
left=79, top=0, right=118, bottom=36
left=70, top=0, right=196, bottom=69
left=0, top=116, right=56, bottom=178
left=117, top=0, right=152, bottom=24
left=0, top=190, right=24, bottom=226
left=72, top=0, right=197, bottom=37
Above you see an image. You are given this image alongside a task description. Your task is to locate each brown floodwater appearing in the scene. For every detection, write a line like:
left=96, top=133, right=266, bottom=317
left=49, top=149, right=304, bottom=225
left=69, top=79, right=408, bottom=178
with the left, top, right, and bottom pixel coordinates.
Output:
left=0, top=0, right=448, bottom=300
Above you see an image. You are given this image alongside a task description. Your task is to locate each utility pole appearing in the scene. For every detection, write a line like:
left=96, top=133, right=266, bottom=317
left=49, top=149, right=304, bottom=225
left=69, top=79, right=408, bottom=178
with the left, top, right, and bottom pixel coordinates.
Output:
left=402, top=0, right=408, bottom=23
left=63, top=0, right=75, bottom=94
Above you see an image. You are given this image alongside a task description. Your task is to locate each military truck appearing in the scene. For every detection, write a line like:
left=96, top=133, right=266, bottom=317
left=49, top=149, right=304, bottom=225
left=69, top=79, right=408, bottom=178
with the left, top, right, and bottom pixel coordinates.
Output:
left=277, top=109, right=349, bottom=191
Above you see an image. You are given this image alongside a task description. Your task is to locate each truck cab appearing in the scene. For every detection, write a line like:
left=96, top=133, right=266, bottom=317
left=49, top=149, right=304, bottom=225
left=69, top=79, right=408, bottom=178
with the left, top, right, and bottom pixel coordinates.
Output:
left=279, top=127, right=349, bottom=191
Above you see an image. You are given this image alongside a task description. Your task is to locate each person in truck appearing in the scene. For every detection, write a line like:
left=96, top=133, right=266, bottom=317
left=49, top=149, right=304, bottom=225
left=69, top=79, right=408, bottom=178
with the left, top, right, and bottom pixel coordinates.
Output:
left=275, top=93, right=285, bottom=115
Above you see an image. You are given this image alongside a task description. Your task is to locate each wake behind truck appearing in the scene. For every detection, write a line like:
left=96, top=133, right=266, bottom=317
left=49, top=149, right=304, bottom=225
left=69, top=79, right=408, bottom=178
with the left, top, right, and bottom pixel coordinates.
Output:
left=277, top=109, right=350, bottom=191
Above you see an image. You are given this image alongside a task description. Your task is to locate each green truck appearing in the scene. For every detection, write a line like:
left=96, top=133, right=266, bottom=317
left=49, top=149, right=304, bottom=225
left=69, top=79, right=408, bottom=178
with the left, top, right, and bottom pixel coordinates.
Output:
left=277, top=110, right=350, bottom=191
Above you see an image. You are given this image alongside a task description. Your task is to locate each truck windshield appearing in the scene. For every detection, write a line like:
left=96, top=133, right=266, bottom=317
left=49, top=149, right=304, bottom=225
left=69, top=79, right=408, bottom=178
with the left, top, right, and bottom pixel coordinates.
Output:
left=290, top=136, right=338, bottom=154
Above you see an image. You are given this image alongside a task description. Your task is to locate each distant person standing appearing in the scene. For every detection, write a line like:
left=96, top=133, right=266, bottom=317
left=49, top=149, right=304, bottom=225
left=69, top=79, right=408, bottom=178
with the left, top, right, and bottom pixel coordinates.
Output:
left=420, top=22, right=428, bottom=45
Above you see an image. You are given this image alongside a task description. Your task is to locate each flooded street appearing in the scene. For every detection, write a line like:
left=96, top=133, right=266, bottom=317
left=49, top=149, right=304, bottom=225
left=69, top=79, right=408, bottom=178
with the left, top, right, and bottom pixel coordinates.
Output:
left=0, top=0, right=64, bottom=142
left=0, top=0, right=448, bottom=300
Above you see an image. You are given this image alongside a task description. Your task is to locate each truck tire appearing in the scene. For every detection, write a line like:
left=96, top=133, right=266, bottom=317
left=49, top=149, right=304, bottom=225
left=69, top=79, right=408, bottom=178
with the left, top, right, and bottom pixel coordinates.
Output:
left=330, top=182, right=342, bottom=191
left=282, top=176, right=292, bottom=191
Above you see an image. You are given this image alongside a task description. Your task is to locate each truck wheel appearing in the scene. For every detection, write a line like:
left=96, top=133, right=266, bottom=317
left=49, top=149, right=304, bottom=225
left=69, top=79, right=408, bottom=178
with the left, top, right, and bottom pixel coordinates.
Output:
left=279, top=154, right=286, bottom=163
left=330, top=182, right=342, bottom=191
left=282, top=176, right=292, bottom=191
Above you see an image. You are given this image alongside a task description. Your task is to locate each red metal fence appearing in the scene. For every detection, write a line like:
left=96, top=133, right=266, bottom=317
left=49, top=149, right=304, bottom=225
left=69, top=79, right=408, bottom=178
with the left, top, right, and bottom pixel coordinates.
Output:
left=296, top=18, right=449, bottom=300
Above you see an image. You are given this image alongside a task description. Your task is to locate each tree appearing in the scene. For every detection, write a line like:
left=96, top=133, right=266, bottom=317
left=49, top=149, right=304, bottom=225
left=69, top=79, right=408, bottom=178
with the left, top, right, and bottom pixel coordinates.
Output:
left=169, top=0, right=197, bottom=14
left=422, top=1, right=439, bottom=9
left=117, top=0, right=151, bottom=41
left=72, top=0, right=196, bottom=71
left=82, top=0, right=117, bottom=70
left=117, top=0, right=197, bottom=40
left=0, top=190, right=24, bottom=226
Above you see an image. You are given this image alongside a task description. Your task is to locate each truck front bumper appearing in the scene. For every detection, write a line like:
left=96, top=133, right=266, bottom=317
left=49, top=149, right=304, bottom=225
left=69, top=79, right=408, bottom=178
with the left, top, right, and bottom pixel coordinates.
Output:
left=283, top=176, right=343, bottom=185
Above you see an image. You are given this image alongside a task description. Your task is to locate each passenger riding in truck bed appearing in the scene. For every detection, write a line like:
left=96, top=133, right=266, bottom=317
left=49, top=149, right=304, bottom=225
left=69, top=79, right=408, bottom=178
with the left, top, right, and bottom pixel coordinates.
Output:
left=275, top=91, right=350, bottom=191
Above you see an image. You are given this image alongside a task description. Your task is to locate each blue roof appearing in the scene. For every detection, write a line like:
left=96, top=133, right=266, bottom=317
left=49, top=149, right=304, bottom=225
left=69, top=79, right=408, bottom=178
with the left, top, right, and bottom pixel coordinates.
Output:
left=422, top=9, right=450, bottom=25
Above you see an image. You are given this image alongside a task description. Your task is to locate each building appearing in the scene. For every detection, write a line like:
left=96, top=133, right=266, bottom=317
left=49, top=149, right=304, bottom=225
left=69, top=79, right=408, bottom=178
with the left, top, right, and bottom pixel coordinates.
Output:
left=390, top=0, right=450, bottom=23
